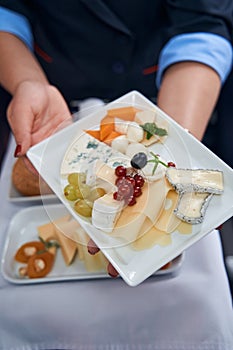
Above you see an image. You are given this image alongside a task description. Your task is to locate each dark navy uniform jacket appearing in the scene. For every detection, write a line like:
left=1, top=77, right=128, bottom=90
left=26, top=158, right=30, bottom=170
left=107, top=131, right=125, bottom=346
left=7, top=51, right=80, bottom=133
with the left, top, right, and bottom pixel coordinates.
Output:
left=1, top=0, right=233, bottom=104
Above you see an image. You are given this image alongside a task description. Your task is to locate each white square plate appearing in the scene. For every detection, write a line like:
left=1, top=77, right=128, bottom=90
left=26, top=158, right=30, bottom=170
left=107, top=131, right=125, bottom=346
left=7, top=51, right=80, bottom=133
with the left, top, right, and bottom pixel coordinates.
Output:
left=27, top=91, right=233, bottom=286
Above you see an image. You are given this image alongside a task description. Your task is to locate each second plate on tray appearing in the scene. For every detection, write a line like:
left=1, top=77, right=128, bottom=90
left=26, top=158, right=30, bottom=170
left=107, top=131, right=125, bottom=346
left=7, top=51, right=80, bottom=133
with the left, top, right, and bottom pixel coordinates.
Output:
left=1, top=204, right=184, bottom=285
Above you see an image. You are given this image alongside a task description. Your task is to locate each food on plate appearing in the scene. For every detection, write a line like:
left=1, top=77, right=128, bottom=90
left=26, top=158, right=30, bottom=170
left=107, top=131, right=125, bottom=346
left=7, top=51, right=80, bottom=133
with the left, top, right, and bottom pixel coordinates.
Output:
left=107, top=106, right=141, bottom=120
left=92, top=192, right=125, bottom=233
left=111, top=135, right=129, bottom=153
left=84, top=106, right=168, bottom=150
left=37, top=215, right=78, bottom=265
left=130, top=152, right=148, bottom=170
left=60, top=132, right=130, bottom=176
left=165, top=168, right=224, bottom=224
left=27, top=250, right=55, bottom=278
left=61, top=105, right=224, bottom=251
left=174, top=192, right=213, bottom=224
left=14, top=215, right=109, bottom=279
left=14, top=241, right=46, bottom=263
left=63, top=169, right=107, bottom=218
left=14, top=239, right=58, bottom=278
left=165, top=168, right=224, bottom=194
left=74, top=226, right=108, bottom=272
left=12, top=157, right=53, bottom=196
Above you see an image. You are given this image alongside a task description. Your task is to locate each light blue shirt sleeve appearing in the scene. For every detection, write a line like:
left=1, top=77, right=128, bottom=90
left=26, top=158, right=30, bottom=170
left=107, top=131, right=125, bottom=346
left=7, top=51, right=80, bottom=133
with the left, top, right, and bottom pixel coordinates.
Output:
left=0, top=6, right=33, bottom=50
left=156, top=32, right=233, bottom=88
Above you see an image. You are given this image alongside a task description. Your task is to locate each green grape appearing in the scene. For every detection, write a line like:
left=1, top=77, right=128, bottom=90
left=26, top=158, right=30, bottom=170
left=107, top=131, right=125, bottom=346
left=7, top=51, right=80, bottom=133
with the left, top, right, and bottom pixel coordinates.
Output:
left=79, top=183, right=91, bottom=199
left=88, top=187, right=106, bottom=202
left=74, top=199, right=93, bottom=217
left=63, top=184, right=78, bottom=201
left=68, top=172, right=86, bottom=186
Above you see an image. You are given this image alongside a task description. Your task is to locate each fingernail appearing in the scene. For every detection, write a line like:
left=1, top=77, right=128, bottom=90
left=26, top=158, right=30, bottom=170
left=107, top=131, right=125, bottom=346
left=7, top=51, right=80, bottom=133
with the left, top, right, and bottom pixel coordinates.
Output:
left=107, top=263, right=119, bottom=278
left=87, top=239, right=100, bottom=255
left=14, top=144, right=22, bottom=157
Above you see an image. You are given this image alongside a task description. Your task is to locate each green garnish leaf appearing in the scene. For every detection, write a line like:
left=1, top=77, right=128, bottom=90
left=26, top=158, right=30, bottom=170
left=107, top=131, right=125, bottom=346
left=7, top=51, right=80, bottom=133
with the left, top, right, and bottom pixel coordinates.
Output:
left=140, top=122, right=168, bottom=140
left=147, top=152, right=168, bottom=175
left=39, top=237, right=60, bottom=250
left=45, top=240, right=60, bottom=249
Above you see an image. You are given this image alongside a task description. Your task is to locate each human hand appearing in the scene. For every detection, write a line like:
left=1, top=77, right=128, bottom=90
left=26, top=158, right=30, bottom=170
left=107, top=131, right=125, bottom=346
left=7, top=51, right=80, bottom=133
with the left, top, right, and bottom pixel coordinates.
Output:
left=7, top=81, right=72, bottom=157
left=87, top=239, right=119, bottom=278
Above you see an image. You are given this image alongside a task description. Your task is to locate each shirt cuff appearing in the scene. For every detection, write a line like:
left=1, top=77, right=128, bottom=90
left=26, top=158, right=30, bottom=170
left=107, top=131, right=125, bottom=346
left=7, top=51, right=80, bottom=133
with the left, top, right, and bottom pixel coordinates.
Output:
left=0, top=6, right=33, bottom=50
left=156, top=32, right=233, bottom=88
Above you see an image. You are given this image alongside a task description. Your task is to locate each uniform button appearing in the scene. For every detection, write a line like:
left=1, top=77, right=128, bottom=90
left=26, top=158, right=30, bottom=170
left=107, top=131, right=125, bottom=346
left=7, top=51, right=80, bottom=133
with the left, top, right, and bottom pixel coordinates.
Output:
left=112, top=61, right=125, bottom=74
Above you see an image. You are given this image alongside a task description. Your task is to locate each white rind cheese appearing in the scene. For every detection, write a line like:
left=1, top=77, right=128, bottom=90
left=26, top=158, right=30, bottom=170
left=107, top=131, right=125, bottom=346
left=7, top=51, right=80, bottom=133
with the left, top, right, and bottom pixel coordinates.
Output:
left=174, top=192, right=213, bottom=224
left=92, top=193, right=124, bottom=233
left=166, top=168, right=224, bottom=194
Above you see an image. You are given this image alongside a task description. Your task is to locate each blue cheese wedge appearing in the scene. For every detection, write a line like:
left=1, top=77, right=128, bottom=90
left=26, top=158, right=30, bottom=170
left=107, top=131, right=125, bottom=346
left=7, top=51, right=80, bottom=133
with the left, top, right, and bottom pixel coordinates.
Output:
left=166, top=168, right=224, bottom=194
left=61, top=133, right=130, bottom=176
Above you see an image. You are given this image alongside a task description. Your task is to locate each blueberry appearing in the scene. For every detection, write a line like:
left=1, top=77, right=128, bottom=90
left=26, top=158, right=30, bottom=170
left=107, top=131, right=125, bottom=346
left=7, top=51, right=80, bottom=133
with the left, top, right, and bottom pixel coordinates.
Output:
left=130, top=152, right=148, bottom=169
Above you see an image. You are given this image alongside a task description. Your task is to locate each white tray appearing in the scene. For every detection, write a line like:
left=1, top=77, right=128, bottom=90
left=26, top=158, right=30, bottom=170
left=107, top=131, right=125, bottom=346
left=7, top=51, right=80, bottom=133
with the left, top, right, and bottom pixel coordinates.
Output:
left=26, top=91, right=233, bottom=286
left=1, top=204, right=184, bottom=284
left=8, top=182, right=58, bottom=203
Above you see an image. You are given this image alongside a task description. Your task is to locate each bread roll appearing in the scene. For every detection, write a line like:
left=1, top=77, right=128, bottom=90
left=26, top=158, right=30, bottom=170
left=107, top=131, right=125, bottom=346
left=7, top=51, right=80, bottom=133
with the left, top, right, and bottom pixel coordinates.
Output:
left=12, top=158, right=53, bottom=196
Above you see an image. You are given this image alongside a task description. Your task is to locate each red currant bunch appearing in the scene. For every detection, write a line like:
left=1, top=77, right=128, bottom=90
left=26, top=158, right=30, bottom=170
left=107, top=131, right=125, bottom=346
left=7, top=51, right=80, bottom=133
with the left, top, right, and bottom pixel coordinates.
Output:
left=167, top=161, right=176, bottom=168
left=113, top=166, right=145, bottom=206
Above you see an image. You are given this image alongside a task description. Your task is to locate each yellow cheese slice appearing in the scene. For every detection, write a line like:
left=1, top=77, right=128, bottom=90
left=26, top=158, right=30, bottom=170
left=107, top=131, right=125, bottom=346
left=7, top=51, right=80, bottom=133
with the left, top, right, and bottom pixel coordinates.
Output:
left=53, top=220, right=81, bottom=265
left=155, top=189, right=181, bottom=233
left=75, top=227, right=107, bottom=272
left=37, top=215, right=71, bottom=255
left=37, top=215, right=71, bottom=241
left=38, top=215, right=78, bottom=265
left=110, top=177, right=169, bottom=242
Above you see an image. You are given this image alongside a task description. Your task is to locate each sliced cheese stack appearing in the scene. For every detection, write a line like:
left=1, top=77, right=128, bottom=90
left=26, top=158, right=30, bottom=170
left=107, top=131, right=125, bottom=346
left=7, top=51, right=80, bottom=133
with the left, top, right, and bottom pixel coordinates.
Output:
left=92, top=174, right=172, bottom=243
left=38, top=215, right=108, bottom=272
